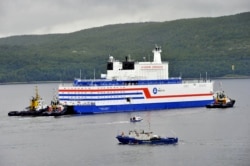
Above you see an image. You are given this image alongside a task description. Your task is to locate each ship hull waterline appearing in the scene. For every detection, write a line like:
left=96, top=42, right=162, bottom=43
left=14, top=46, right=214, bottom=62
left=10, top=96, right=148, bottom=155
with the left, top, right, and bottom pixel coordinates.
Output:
left=66, top=99, right=213, bottom=114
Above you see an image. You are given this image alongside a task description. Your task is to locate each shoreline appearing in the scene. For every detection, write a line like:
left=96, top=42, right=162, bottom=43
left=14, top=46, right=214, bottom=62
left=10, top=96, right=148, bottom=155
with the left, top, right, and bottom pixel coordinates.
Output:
left=0, top=80, right=71, bottom=85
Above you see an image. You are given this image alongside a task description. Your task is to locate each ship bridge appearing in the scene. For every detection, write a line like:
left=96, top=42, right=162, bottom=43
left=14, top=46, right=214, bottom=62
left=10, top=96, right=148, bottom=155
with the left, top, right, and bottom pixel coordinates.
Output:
left=105, top=46, right=169, bottom=81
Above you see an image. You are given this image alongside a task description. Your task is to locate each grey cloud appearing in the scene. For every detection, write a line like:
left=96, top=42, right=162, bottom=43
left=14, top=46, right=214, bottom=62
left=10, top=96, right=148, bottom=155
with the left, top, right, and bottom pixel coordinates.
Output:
left=0, top=0, right=249, bottom=38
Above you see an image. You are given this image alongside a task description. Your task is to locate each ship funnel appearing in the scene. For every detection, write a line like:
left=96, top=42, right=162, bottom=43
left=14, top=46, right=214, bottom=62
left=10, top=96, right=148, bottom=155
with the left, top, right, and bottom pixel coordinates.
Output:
left=152, top=45, right=162, bottom=63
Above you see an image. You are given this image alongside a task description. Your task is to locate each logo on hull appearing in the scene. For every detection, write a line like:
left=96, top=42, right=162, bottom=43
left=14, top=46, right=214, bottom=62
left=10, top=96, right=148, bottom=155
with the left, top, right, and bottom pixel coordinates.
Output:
left=153, top=87, right=157, bottom=94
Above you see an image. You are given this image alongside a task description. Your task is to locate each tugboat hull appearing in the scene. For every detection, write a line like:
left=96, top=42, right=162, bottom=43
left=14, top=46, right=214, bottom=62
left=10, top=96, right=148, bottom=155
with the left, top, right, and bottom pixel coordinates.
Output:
left=206, top=99, right=235, bottom=108
left=8, top=109, right=47, bottom=116
left=8, top=107, right=73, bottom=117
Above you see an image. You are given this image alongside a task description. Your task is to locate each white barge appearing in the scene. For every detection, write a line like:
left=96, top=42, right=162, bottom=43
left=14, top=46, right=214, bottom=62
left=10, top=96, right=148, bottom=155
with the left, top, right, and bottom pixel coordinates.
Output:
left=58, top=46, right=214, bottom=114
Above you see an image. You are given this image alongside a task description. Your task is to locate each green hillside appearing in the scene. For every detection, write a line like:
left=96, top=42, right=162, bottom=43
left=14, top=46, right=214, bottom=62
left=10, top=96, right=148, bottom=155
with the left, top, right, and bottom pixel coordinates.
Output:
left=0, top=12, right=249, bottom=83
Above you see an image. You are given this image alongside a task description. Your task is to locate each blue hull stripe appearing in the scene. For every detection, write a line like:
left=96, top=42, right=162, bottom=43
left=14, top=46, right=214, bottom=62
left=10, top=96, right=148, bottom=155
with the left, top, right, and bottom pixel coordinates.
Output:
left=72, top=100, right=213, bottom=114
left=59, top=92, right=143, bottom=97
left=59, top=97, right=144, bottom=101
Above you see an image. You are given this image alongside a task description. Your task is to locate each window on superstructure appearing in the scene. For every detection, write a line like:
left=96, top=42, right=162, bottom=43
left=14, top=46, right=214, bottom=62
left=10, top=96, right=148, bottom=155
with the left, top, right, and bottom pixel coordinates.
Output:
left=107, top=62, right=113, bottom=70
left=122, top=62, right=134, bottom=70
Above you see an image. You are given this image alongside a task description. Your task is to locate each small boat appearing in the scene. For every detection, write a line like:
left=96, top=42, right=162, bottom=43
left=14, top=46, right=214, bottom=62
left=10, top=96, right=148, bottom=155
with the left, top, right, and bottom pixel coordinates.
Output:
left=8, top=86, right=48, bottom=116
left=130, top=116, right=143, bottom=122
left=41, top=91, right=68, bottom=116
left=42, top=97, right=75, bottom=116
left=206, top=91, right=235, bottom=108
left=116, top=129, right=178, bottom=145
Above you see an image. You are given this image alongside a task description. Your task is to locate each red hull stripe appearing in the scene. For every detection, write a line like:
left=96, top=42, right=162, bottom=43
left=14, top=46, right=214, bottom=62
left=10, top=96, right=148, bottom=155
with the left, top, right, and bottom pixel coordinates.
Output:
left=59, top=88, right=212, bottom=99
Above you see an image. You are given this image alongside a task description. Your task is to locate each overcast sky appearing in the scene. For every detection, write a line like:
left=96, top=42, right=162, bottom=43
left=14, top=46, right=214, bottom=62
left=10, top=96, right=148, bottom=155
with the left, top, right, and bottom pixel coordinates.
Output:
left=0, top=0, right=249, bottom=38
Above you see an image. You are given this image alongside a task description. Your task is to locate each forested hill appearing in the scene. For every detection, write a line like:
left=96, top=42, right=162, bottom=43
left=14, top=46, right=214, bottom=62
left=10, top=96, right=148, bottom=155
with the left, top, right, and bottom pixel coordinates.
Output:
left=0, top=12, right=249, bottom=83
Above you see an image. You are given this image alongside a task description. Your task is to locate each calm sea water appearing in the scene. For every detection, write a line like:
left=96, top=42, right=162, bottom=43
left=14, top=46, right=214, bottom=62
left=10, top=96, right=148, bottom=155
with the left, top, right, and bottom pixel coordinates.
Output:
left=0, top=79, right=249, bottom=166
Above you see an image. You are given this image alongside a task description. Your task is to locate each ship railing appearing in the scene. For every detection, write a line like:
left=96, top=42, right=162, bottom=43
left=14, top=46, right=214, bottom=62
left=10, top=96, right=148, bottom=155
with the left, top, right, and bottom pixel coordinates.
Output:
left=182, top=79, right=212, bottom=83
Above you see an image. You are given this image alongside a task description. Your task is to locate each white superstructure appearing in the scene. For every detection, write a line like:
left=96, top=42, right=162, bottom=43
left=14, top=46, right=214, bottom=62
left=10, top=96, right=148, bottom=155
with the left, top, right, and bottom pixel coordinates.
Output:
left=106, top=46, right=168, bottom=80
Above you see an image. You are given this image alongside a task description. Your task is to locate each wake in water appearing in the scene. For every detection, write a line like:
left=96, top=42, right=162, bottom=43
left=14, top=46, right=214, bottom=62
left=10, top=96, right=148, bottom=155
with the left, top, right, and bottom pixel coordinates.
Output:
left=103, top=121, right=130, bottom=125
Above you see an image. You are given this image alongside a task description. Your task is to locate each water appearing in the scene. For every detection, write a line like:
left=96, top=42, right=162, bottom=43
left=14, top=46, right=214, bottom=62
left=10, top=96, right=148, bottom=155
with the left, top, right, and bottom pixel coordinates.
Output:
left=0, top=79, right=249, bottom=166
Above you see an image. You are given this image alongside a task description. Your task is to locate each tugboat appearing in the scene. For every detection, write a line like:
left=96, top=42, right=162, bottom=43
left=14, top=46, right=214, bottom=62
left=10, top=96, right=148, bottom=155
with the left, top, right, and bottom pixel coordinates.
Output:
left=116, top=129, right=178, bottom=145
left=42, top=92, right=67, bottom=116
left=206, top=91, right=235, bottom=108
left=130, top=116, right=143, bottom=122
left=8, top=87, right=73, bottom=117
left=8, top=86, right=48, bottom=116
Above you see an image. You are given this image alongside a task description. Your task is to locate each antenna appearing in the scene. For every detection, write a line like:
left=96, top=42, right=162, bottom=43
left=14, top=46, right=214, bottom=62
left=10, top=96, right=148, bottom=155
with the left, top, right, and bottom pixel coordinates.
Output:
left=219, top=82, right=223, bottom=91
left=80, top=69, right=81, bottom=79
left=35, top=86, right=40, bottom=99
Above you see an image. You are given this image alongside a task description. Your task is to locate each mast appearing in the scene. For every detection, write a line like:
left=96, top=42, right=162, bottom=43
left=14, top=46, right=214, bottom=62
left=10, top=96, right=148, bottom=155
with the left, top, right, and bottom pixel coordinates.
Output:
left=35, top=86, right=40, bottom=100
left=152, top=45, right=162, bottom=64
